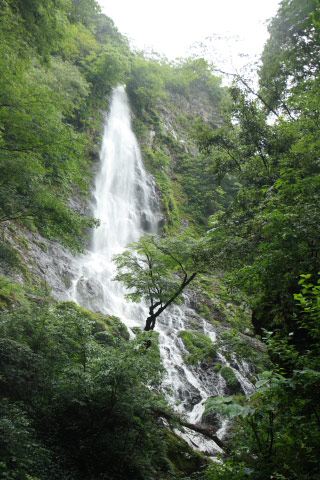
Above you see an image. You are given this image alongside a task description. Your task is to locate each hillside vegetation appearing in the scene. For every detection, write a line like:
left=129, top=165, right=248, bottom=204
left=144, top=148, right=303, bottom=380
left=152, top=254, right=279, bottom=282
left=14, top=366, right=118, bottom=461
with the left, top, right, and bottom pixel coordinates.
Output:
left=0, top=0, right=320, bottom=479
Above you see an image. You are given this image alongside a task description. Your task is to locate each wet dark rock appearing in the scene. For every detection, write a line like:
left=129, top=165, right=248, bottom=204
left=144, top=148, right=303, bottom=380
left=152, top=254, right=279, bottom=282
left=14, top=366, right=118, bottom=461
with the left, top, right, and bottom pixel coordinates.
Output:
left=173, top=366, right=203, bottom=411
left=178, top=385, right=202, bottom=411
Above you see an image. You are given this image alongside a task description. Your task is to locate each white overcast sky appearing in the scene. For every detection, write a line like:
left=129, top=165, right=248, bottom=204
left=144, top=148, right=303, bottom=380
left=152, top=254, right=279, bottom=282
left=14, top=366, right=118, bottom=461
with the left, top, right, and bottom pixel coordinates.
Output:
left=98, top=0, right=280, bottom=69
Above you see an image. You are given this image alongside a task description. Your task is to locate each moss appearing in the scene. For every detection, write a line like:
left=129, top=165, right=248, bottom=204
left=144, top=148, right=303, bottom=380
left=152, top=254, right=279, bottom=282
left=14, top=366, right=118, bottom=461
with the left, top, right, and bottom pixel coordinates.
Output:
left=211, top=320, right=220, bottom=326
left=189, top=321, right=200, bottom=330
left=213, top=363, right=223, bottom=372
left=34, top=240, right=47, bottom=252
left=0, top=242, right=21, bottom=273
left=19, top=217, right=37, bottom=232
left=55, top=301, right=93, bottom=316
left=179, top=330, right=217, bottom=365
left=53, top=302, right=129, bottom=345
left=220, top=366, right=241, bottom=393
left=143, top=148, right=181, bottom=233
left=218, top=329, right=270, bottom=372
left=198, top=302, right=212, bottom=320
left=93, top=312, right=130, bottom=344
left=7, top=225, right=17, bottom=233
left=0, top=277, right=30, bottom=311
left=17, top=236, right=29, bottom=250
left=165, top=431, right=209, bottom=477
left=131, top=326, right=142, bottom=335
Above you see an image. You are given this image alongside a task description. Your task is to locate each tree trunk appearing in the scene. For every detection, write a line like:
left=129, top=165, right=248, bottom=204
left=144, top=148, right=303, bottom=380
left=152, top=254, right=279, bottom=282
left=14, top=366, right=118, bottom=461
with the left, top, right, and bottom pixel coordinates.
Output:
left=144, top=272, right=197, bottom=331
left=151, top=408, right=228, bottom=453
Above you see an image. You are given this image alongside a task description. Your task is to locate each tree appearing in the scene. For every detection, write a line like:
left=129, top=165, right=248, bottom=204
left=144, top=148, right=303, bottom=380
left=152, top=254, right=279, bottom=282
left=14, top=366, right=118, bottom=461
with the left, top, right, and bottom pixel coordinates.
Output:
left=0, top=301, right=173, bottom=479
left=202, top=276, right=320, bottom=480
left=192, top=47, right=320, bottom=339
left=87, top=43, right=131, bottom=99
left=113, top=235, right=209, bottom=331
left=0, top=0, right=120, bottom=251
left=126, top=56, right=166, bottom=113
left=259, top=0, right=320, bottom=113
left=11, top=0, right=68, bottom=59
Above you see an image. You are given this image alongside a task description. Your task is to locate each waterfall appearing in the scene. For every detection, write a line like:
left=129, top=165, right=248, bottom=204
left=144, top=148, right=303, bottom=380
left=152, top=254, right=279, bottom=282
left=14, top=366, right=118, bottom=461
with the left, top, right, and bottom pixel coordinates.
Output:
left=67, top=86, right=159, bottom=328
left=63, top=85, right=254, bottom=456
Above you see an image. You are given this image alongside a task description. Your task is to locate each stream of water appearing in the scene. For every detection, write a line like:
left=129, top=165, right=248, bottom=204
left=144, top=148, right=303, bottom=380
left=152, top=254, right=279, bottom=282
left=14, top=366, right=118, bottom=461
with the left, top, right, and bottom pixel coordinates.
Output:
left=63, top=85, right=254, bottom=456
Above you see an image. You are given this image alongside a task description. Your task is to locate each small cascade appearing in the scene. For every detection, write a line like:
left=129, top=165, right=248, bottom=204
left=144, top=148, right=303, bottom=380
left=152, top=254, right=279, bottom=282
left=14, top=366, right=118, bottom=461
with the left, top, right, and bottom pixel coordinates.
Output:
left=59, top=85, right=255, bottom=456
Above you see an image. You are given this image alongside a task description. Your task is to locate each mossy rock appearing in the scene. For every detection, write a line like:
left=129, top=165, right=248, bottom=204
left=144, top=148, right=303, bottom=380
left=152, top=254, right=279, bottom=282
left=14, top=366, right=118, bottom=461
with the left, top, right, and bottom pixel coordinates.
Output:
left=213, top=362, right=223, bottom=372
left=218, top=329, right=270, bottom=373
left=179, top=330, right=217, bottom=365
left=131, top=329, right=162, bottom=366
left=17, top=235, right=29, bottom=250
left=93, top=313, right=130, bottom=344
left=0, top=242, right=21, bottom=273
left=166, top=432, right=209, bottom=477
left=220, top=366, right=242, bottom=394
left=131, top=326, right=142, bottom=335
left=0, top=276, right=29, bottom=310
left=55, top=302, right=129, bottom=345
left=34, top=240, right=47, bottom=252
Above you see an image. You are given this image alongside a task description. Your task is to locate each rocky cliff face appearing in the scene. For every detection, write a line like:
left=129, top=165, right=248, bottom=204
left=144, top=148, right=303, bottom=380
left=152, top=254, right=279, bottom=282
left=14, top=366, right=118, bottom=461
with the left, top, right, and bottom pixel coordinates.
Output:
left=139, top=87, right=223, bottom=155
left=163, top=88, right=224, bottom=133
left=129, top=85, right=225, bottom=233
left=0, top=222, right=78, bottom=301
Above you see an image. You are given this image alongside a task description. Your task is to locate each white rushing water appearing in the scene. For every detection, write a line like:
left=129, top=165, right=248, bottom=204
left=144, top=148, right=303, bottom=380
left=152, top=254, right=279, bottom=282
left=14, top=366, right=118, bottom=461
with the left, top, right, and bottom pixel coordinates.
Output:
left=65, top=85, right=254, bottom=456
left=67, top=86, right=159, bottom=329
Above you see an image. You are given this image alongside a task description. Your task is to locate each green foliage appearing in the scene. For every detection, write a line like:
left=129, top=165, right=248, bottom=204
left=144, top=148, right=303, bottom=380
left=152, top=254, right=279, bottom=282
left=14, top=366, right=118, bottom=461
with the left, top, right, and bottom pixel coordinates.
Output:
left=87, top=43, right=131, bottom=99
left=219, top=366, right=241, bottom=392
left=201, top=460, right=249, bottom=480
left=194, top=47, right=320, bottom=338
left=113, top=234, right=209, bottom=330
left=185, top=4, right=320, bottom=476
left=127, top=54, right=227, bottom=231
left=144, top=149, right=181, bottom=232
left=3, top=0, right=320, bottom=477
left=202, top=278, right=320, bottom=479
left=0, top=300, right=177, bottom=479
left=45, top=57, right=90, bottom=117
left=127, top=56, right=166, bottom=114
left=259, top=0, right=319, bottom=112
left=11, top=0, right=68, bottom=59
left=0, top=2, right=96, bottom=250
left=0, top=400, right=50, bottom=480
left=294, top=274, right=320, bottom=331
left=213, top=363, right=223, bottom=372
left=0, top=276, right=29, bottom=310
left=92, top=312, right=130, bottom=344
left=67, top=0, right=101, bottom=27
left=179, top=330, right=217, bottom=365
left=0, top=0, right=134, bottom=251
left=175, top=149, right=239, bottom=227
left=217, top=330, right=270, bottom=372
left=0, top=242, right=21, bottom=273
left=164, top=57, right=223, bottom=102
left=127, top=54, right=224, bottom=118
left=166, top=432, right=208, bottom=477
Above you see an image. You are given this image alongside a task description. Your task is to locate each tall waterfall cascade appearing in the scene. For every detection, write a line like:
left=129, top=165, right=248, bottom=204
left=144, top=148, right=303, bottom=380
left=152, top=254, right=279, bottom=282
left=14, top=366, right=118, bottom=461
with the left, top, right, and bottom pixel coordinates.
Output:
left=66, top=86, right=159, bottom=328
left=64, top=85, right=254, bottom=455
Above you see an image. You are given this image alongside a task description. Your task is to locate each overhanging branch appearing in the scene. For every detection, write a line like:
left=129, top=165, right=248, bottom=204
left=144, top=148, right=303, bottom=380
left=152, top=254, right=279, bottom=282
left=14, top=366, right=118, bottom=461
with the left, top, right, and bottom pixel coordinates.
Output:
left=151, top=408, right=228, bottom=453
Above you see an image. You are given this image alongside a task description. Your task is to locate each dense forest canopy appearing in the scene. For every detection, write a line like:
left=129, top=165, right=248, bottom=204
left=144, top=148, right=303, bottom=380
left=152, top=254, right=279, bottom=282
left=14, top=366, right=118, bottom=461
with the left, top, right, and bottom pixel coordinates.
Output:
left=0, top=0, right=320, bottom=479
